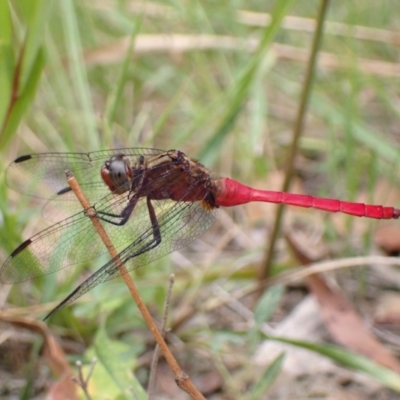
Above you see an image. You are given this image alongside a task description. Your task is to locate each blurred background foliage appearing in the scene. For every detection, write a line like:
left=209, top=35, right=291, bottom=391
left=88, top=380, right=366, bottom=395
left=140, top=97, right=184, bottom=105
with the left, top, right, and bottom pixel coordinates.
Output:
left=1, top=0, right=400, bottom=399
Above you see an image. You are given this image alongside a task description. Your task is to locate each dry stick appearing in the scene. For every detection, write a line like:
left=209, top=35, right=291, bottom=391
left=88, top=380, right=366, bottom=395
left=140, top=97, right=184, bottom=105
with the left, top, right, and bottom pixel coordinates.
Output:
left=73, top=359, right=97, bottom=400
left=65, top=170, right=205, bottom=400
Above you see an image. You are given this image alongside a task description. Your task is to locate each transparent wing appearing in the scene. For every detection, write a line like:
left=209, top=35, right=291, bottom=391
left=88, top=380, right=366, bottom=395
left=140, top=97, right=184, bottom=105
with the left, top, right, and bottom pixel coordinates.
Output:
left=0, top=191, right=142, bottom=283
left=6, top=148, right=167, bottom=200
left=45, top=198, right=217, bottom=318
left=41, top=182, right=107, bottom=222
left=3, top=147, right=218, bottom=319
left=1, top=158, right=215, bottom=284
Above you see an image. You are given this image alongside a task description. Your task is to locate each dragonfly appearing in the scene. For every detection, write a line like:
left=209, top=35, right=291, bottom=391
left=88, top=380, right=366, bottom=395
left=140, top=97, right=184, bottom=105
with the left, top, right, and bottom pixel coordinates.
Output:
left=1, top=148, right=399, bottom=319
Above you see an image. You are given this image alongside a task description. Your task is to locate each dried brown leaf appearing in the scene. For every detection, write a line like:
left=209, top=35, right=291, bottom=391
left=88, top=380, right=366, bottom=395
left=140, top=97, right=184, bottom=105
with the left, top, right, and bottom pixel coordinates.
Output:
left=0, top=314, right=78, bottom=400
left=286, top=233, right=400, bottom=373
left=375, top=224, right=400, bottom=255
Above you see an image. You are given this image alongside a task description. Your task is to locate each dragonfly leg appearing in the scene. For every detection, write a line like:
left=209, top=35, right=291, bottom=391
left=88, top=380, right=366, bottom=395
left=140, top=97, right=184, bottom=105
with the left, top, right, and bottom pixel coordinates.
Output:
left=44, top=198, right=162, bottom=319
left=145, top=196, right=161, bottom=246
left=88, top=195, right=140, bottom=226
left=111, top=196, right=162, bottom=265
left=91, top=162, right=148, bottom=226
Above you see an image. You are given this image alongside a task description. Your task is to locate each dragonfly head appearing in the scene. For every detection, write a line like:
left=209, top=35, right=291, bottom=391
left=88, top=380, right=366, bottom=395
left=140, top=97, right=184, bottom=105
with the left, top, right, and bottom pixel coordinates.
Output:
left=101, top=154, right=133, bottom=194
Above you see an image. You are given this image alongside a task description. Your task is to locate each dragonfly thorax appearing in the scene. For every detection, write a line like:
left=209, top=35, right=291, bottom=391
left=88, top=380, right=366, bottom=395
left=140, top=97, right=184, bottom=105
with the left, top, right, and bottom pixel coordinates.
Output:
left=101, top=154, right=133, bottom=194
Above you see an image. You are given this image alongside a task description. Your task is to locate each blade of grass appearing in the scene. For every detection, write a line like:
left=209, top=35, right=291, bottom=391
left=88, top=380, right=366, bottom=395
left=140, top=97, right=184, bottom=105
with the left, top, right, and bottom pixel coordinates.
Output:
left=311, top=92, right=400, bottom=165
left=254, top=284, right=283, bottom=326
left=0, top=48, right=45, bottom=149
left=261, top=0, right=331, bottom=281
left=61, top=0, right=98, bottom=149
left=0, top=0, right=50, bottom=149
left=250, top=352, right=285, bottom=400
left=105, top=18, right=142, bottom=124
left=17, top=0, right=53, bottom=89
left=267, top=336, right=400, bottom=392
left=197, top=0, right=297, bottom=165
left=93, top=327, right=147, bottom=400
left=0, top=0, right=13, bottom=125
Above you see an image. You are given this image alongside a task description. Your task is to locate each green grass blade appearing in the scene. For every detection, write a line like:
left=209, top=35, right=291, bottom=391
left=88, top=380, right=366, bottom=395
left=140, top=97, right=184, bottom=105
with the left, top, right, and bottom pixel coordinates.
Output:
left=311, top=92, right=400, bottom=165
left=0, top=0, right=13, bottom=126
left=254, top=284, right=284, bottom=326
left=0, top=47, right=45, bottom=149
left=60, top=0, right=98, bottom=149
left=269, top=336, right=400, bottom=392
left=18, top=0, right=53, bottom=88
left=93, top=327, right=147, bottom=399
left=0, top=0, right=51, bottom=148
left=198, top=0, right=297, bottom=165
left=250, top=352, right=285, bottom=400
left=105, top=19, right=142, bottom=124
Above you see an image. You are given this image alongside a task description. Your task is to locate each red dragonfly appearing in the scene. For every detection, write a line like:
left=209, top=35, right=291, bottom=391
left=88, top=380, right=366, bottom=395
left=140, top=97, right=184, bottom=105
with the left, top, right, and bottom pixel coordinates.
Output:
left=1, top=148, right=399, bottom=319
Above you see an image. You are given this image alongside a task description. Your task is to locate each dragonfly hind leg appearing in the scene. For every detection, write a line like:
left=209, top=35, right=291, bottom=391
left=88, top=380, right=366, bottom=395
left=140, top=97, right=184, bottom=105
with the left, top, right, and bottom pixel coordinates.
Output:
left=43, top=197, right=162, bottom=319
left=122, top=196, right=161, bottom=261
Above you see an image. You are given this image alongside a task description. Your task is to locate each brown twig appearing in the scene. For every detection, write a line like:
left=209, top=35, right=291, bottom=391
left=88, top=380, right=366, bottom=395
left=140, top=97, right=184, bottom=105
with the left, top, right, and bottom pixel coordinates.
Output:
left=73, top=359, right=97, bottom=400
left=65, top=170, right=205, bottom=399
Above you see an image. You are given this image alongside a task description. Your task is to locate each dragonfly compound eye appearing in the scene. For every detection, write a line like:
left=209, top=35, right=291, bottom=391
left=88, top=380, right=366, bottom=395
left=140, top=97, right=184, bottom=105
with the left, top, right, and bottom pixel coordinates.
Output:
left=101, top=155, right=132, bottom=194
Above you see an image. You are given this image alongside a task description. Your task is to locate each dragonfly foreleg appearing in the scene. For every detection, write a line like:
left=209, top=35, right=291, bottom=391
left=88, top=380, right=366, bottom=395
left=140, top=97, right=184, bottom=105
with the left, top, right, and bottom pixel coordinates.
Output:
left=44, top=197, right=162, bottom=319
left=89, top=195, right=139, bottom=226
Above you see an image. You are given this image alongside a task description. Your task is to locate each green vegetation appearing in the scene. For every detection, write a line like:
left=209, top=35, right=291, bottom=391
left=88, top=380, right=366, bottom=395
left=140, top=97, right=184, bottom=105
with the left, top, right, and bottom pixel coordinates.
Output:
left=1, top=1, right=400, bottom=398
